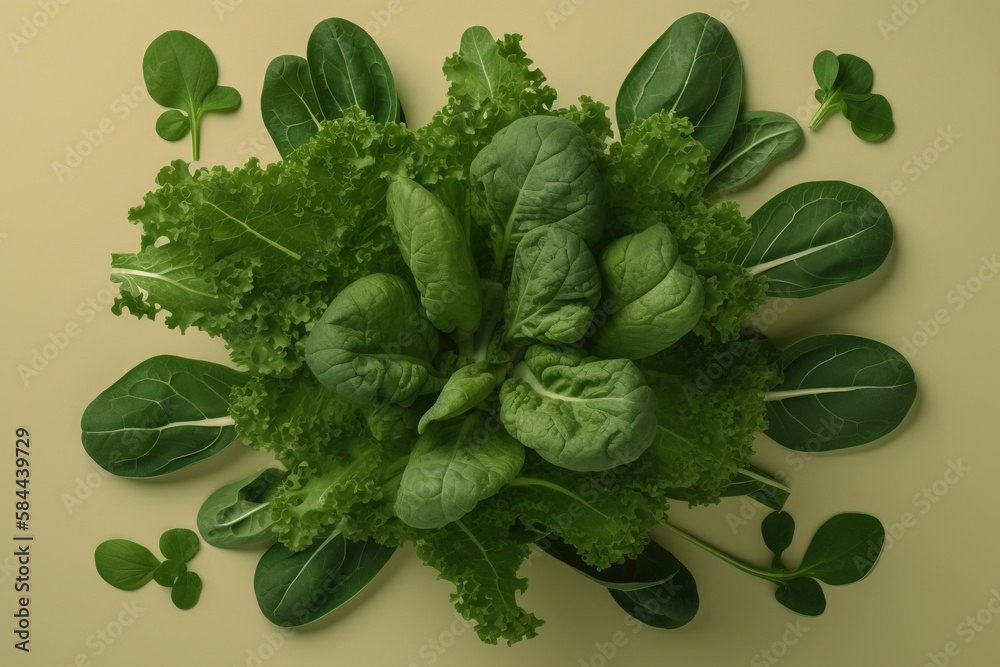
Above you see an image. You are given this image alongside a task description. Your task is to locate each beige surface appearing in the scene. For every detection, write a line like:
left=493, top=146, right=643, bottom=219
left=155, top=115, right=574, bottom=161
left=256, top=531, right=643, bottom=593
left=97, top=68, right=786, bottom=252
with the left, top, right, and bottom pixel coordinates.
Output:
left=3, top=0, right=999, bottom=665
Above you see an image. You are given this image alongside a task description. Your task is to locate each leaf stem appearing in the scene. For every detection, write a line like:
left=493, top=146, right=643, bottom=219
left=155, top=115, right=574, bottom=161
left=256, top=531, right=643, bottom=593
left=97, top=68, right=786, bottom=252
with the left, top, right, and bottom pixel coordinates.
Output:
left=660, top=521, right=795, bottom=583
left=808, top=97, right=839, bottom=130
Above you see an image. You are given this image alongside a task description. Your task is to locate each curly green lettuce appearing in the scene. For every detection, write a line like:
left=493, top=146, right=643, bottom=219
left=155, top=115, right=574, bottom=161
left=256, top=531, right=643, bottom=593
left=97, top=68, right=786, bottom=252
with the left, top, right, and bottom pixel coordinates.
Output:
left=112, top=109, right=413, bottom=377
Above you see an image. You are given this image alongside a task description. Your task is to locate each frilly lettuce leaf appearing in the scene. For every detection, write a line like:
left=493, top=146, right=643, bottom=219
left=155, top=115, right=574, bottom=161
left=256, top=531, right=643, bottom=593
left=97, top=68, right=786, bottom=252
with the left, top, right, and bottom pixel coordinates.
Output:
left=113, top=108, right=413, bottom=377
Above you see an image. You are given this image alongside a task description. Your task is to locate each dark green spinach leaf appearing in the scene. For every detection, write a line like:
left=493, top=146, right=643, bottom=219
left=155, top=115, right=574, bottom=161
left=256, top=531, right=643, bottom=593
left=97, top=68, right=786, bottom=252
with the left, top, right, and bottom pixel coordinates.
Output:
left=81, top=356, right=247, bottom=478
left=766, top=335, right=917, bottom=451
left=261, top=18, right=400, bottom=157
left=704, top=111, right=803, bottom=196
left=609, top=558, right=700, bottom=629
left=537, top=535, right=679, bottom=591
left=617, top=13, right=742, bottom=157
left=255, top=529, right=395, bottom=627
left=734, top=181, right=893, bottom=298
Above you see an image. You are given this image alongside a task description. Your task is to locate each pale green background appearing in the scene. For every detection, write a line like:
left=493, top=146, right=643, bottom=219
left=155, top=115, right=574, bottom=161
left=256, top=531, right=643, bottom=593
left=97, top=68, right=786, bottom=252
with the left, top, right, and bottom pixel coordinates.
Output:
left=3, top=0, right=999, bottom=665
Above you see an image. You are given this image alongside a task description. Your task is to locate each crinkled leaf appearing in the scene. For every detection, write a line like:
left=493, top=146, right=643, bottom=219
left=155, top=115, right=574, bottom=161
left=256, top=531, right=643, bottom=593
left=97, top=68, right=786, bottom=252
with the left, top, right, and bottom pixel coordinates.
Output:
left=500, top=346, right=657, bottom=472
left=304, top=274, right=441, bottom=405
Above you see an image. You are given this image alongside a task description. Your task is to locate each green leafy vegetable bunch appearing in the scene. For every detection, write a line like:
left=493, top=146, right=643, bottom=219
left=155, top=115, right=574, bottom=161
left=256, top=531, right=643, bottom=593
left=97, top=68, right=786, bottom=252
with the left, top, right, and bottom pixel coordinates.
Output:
left=82, top=14, right=916, bottom=644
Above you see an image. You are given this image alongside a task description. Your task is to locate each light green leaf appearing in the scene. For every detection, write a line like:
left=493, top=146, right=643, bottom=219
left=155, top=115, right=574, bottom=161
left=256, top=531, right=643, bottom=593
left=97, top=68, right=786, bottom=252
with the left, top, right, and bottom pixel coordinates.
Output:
left=499, top=346, right=657, bottom=472
left=197, top=468, right=285, bottom=548
left=94, top=539, right=161, bottom=591
left=471, top=115, right=605, bottom=269
left=304, top=274, right=441, bottom=405
left=396, top=413, right=525, bottom=529
left=504, top=226, right=601, bottom=345
left=386, top=177, right=482, bottom=336
left=417, top=363, right=500, bottom=434
left=591, top=223, right=704, bottom=360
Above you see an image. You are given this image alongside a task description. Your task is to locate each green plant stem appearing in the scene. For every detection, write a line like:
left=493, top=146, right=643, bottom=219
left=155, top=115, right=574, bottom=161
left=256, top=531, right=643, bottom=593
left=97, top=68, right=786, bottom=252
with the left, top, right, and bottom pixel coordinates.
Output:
left=190, top=115, right=201, bottom=160
left=807, top=97, right=839, bottom=130
left=661, top=521, right=795, bottom=583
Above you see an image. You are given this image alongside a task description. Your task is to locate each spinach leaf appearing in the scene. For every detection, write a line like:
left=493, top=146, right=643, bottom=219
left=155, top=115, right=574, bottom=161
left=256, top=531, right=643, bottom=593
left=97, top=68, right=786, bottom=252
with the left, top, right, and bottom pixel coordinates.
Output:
left=471, top=115, right=605, bottom=271
left=152, top=559, right=187, bottom=587
left=159, top=528, right=200, bottom=563
left=395, top=413, right=525, bottom=529
left=774, top=577, right=826, bottom=616
left=734, top=181, right=893, bottom=298
left=81, top=355, right=247, bottom=478
left=142, top=30, right=241, bottom=160
left=94, top=539, right=161, bottom=591
left=255, top=529, right=395, bottom=627
left=704, top=111, right=803, bottom=196
left=664, top=511, right=883, bottom=616
left=197, top=468, right=285, bottom=547
left=261, top=18, right=400, bottom=158
left=504, top=227, right=602, bottom=346
left=616, top=13, right=742, bottom=157
left=766, top=335, right=917, bottom=451
left=386, top=177, right=482, bottom=337
left=809, top=51, right=893, bottom=142
left=304, top=274, right=442, bottom=405
left=170, top=571, right=203, bottom=610
left=609, top=558, right=700, bottom=629
left=761, top=511, right=795, bottom=568
left=417, top=363, right=501, bottom=434
left=797, top=513, right=885, bottom=585
left=591, top=223, right=703, bottom=360
left=536, top=534, right=679, bottom=591
left=499, top=346, right=657, bottom=472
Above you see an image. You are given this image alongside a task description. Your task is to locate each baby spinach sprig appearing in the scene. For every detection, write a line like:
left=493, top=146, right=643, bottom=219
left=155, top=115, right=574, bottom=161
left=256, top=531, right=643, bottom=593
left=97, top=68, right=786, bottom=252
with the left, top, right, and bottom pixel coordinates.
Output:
left=143, top=30, right=242, bottom=160
left=94, top=528, right=203, bottom=610
left=662, top=511, right=884, bottom=616
left=809, top=50, right=894, bottom=141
